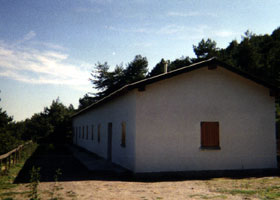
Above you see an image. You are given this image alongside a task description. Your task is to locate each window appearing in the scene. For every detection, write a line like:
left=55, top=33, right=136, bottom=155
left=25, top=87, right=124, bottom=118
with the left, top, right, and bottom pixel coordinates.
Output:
left=121, top=122, right=126, bottom=147
left=86, top=125, right=88, bottom=140
left=91, top=125, right=94, bottom=140
left=82, top=126, right=84, bottom=139
left=98, top=124, right=101, bottom=143
left=201, top=122, right=220, bottom=149
left=79, top=127, right=81, bottom=138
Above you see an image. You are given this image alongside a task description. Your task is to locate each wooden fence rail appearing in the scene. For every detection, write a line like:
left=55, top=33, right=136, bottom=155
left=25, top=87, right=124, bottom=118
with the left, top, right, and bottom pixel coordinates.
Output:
left=0, top=140, right=32, bottom=175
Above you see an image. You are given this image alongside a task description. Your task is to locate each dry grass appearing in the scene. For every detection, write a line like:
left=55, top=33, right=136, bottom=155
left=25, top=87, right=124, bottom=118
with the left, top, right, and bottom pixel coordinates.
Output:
left=1, top=176, right=280, bottom=200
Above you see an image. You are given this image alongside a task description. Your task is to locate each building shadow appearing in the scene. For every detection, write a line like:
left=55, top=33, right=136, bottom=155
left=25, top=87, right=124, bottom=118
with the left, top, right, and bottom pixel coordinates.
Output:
left=14, top=143, right=280, bottom=184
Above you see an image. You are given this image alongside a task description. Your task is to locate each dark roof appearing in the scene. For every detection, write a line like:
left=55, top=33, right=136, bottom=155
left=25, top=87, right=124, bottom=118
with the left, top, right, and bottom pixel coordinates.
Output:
left=72, top=57, right=279, bottom=118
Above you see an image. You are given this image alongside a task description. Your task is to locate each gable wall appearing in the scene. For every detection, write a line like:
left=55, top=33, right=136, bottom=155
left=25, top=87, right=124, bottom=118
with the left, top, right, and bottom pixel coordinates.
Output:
left=134, top=66, right=277, bottom=172
left=72, top=91, right=136, bottom=171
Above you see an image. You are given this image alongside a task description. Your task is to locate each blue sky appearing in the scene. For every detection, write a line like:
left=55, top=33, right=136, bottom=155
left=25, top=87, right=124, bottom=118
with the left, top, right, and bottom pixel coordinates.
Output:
left=0, top=0, right=279, bottom=121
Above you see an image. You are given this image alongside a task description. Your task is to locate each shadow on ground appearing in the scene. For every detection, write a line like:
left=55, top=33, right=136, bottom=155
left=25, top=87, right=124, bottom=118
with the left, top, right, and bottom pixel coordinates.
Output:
left=14, top=144, right=129, bottom=183
left=14, top=144, right=280, bottom=184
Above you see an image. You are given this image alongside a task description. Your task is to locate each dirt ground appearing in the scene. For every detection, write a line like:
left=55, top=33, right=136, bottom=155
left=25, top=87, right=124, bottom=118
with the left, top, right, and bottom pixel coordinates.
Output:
left=6, top=176, right=280, bottom=200
left=1, top=144, right=279, bottom=200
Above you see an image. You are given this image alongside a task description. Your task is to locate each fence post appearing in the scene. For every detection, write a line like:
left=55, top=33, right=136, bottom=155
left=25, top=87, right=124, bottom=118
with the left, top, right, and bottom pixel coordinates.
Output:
left=17, top=149, right=20, bottom=162
left=13, top=152, right=16, bottom=165
left=0, top=159, right=2, bottom=174
left=5, top=158, right=8, bottom=173
left=8, top=155, right=11, bottom=170
left=18, top=147, right=21, bottom=161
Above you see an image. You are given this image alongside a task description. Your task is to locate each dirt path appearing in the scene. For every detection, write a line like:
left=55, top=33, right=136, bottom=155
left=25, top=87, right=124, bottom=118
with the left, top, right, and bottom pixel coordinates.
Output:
left=9, top=176, right=280, bottom=200
left=10, top=179, right=241, bottom=200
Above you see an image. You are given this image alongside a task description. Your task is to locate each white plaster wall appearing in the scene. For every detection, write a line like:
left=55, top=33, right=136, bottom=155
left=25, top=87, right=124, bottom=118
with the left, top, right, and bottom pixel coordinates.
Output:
left=135, top=66, right=277, bottom=172
left=72, top=91, right=136, bottom=171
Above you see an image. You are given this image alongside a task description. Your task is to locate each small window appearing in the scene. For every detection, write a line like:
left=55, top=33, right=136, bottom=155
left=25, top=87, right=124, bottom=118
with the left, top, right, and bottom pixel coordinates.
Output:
left=121, top=122, right=126, bottom=147
left=79, top=127, right=81, bottom=138
left=91, top=125, right=94, bottom=140
left=98, top=124, right=101, bottom=143
left=201, top=122, right=220, bottom=149
left=82, top=126, right=84, bottom=139
left=86, top=125, right=88, bottom=140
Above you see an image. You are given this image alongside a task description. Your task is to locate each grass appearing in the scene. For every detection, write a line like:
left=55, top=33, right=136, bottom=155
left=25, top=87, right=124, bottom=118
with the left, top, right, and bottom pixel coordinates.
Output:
left=0, top=143, right=37, bottom=200
left=211, top=177, right=280, bottom=200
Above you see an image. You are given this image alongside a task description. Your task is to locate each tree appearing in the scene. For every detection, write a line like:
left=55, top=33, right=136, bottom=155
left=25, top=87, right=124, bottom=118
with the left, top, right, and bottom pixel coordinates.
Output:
left=43, top=98, right=74, bottom=143
left=0, top=108, right=20, bottom=154
left=87, top=55, right=148, bottom=105
left=78, top=94, right=95, bottom=110
left=123, top=55, right=148, bottom=84
left=169, top=56, right=192, bottom=71
left=149, top=59, right=168, bottom=77
left=193, top=38, right=218, bottom=61
left=21, top=98, right=74, bottom=143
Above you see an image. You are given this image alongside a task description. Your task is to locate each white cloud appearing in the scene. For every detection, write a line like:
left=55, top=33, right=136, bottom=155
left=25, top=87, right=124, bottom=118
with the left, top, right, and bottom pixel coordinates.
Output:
left=157, top=24, right=186, bottom=35
left=75, top=7, right=102, bottom=13
left=213, top=30, right=236, bottom=37
left=133, top=42, right=152, bottom=47
left=106, top=24, right=208, bottom=36
left=87, top=0, right=112, bottom=4
left=105, top=26, right=151, bottom=34
left=32, top=41, right=66, bottom=50
left=13, top=31, right=37, bottom=46
left=23, top=31, right=36, bottom=41
left=167, top=11, right=217, bottom=17
left=0, top=34, right=92, bottom=91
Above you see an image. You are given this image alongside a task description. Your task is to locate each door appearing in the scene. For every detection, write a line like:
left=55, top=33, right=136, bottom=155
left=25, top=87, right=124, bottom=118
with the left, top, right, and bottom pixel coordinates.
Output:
left=107, top=123, right=113, bottom=161
left=76, top=127, right=78, bottom=144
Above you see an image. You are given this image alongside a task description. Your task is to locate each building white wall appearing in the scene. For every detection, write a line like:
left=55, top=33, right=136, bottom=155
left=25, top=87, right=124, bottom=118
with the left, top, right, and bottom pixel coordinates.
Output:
left=72, top=91, right=136, bottom=171
left=134, top=66, right=277, bottom=172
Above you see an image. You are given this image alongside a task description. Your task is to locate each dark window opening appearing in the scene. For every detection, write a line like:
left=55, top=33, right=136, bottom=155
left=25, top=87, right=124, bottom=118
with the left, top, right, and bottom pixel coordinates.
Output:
left=121, top=122, right=126, bottom=147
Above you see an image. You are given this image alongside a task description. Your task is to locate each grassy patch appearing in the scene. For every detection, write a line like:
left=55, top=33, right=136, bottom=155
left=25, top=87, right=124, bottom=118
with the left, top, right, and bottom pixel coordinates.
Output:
left=0, top=143, right=37, bottom=199
left=189, top=194, right=227, bottom=199
left=217, top=188, right=257, bottom=195
left=213, top=177, right=280, bottom=200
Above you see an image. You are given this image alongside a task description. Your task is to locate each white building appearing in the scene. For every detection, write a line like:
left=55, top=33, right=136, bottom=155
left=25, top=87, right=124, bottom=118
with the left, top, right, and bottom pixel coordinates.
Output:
left=72, top=58, right=278, bottom=173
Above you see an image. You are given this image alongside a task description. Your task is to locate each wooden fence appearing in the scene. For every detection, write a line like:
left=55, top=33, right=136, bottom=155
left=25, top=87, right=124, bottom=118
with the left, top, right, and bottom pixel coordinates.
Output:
left=0, top=140, right=33, bottom=174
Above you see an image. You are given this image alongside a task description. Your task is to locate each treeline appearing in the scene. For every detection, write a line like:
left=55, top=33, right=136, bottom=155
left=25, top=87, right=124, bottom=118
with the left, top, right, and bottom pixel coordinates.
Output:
left=78, top=27, right=280, bottom=110
left=0, top=98, right=74, bottom=154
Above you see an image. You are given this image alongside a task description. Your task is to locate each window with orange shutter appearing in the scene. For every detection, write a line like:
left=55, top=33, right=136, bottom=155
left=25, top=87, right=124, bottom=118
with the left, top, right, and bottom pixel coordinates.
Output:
left=201, top=122, right=220, bottom=149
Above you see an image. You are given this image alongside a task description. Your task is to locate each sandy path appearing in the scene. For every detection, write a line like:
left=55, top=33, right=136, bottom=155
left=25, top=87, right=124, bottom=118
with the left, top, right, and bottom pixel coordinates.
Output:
left=12, top=179, right=248, bottom=200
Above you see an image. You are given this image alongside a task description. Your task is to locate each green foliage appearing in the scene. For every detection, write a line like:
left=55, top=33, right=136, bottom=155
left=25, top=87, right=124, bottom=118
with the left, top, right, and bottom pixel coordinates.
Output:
left=84, top=55, right=148, bottom=106
left=149, top=57, right=192, bottom=77
left=50, top=168, right=63, bottom=200
left=193, top=38, right=219, bottom=60
left=54, top=168, right=62, bottom=183
left=0, top=108, right=22, bottom=155
left=21, top=98, right=75, bottom=144
left=148, top=59, right=167, bottom=77
left=124, top=55, right=148, bottom=84
left=219, top=28, right=280, bottom=85
left=169, top=56, right=192, bottom=71
left=29, top=166, right=40, bottom=200
left=78, top=94, right=95, bottom=110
